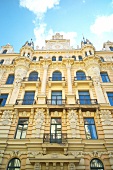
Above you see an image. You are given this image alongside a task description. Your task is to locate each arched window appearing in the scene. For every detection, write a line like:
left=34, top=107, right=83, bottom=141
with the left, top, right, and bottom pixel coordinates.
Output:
left=2, top=49, right=7, bottom=54
left=52, top=56, right=56, bottom=61
left=78, top=55, right=83, bottom=61
left=90, top=158, right=104, bottom=170
left=7, top=158, right=21, bottom=170
left=32, top=56, right=36, bottom=61
left=52, top=71, right=62, bottom=81
left=28, top=71, right=38, bottom=81
left=27, top=53, right=30, bottom=58
left=59, top=56, right=62, bottom=61
left=100, top=57, right=104, bottom=62
left=76, top=71, right=86, bottom=80
left=39, top=56, right=43, bottom=61
left=72, top=55, right=76, bottom=61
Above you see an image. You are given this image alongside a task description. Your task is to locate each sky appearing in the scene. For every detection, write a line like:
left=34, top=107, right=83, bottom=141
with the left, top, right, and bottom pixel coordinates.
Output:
left=0, top=0, right=113, bottom=52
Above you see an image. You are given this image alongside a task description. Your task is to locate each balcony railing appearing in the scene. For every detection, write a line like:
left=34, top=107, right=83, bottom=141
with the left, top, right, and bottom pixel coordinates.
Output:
left=15, top=99, right=35, bottom=105
left=49, top=77, right=65, bottom=81
left=74, top=76, right=91, bottom=81
left=46, top=99, right=66, bottom=105
left=23, top=77, right=40, bottom=81
left=76, top=99, right=98, bottom=105
left=43, top=133, right=67, bottom=143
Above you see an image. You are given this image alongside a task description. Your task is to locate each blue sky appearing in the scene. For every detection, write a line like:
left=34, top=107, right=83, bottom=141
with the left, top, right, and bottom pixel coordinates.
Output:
left=0, top=0, right=113, bottom=52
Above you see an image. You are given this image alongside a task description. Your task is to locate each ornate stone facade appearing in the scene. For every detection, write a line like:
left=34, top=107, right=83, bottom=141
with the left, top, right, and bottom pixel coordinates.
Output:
left=0, top=34, right=113, bottom=169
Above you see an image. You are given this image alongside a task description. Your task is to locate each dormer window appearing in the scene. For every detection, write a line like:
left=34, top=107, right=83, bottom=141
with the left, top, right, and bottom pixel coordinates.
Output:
left=32, top=56, right=36, bottom=61
left=89, top=50, right=92, bottom=55
left=100, top=57, right=104, bottom=62
left=2, top=49, right=7, bottom=54
left=85, top=52, right=87, bottom=57
left=23, top=52, right=25, bottom=56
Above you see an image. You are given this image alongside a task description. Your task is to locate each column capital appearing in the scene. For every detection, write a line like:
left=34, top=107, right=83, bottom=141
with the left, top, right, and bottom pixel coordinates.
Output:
left=62, top=58, right=74, bottom=67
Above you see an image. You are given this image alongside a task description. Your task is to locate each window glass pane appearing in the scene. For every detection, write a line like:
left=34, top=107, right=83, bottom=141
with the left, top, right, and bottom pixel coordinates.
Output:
left=52, top=71, right=62, bottom=81
left=28, top=72, right=38, bottom=81
left=76, top=71, right=86, bottom=80
left=0, top=94, right=8, bottom=106
left=8, top=158, right=20, bottom=170
left=6, top=74, right=14, bottom=84
left=107, top=92, right=113, bottom=106
left=23, top=91, right=35, bottom=105
left=84, top=118, right=97, bottom=139
left=100, top=72, right=110, bottom=82
left=90, top=158, right=104, bottom=169
left=15, top=119, right=29, bottom=139
left=79, top=91, right=91, bottom=104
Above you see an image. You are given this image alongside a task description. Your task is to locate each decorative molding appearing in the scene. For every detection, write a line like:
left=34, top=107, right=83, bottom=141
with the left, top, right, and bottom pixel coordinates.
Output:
left=34, top=109, right=45, bottom=138
left=68, top=163, right=76, bottom=170
left=100, top=110, right=112, bottom=125
left=6, top=150, right=27, bottom=157
left=28, top=151, right=43, bottom=158
left=34, top=163, right=41, bottom=170
left=0, top=110, right=12, bottom=125
left=68, top=110, right=78, bottom=138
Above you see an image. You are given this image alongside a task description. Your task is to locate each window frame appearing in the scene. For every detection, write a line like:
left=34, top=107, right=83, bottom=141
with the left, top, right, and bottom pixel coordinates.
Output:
left=76, top=71, right=86, bottom=80
left=84, top=118, right=98, bottom=140
left=100, top=72, right=110, bottom=82
left=23, top=91, right=35, bottom=105
left=90, top=158, right=104, bottom=170
left=0, top=94, right=8, bottom=106
left=14, top=118, right=29, bottom=139
left=52, top=71, right=62, bottom=81
left=6, top=74, right=14, bottom=84
left=7, top=158, right=21, bottom=170
left=52, top=56, right=56, bottom=61
left=107, top=92, right=113, bottom=106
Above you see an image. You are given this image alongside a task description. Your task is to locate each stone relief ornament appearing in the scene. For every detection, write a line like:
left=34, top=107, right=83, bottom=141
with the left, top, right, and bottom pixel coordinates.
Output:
left=68, top=110, right=78, bottom=138
left=35, top=109, right=45, bottom=137
left=101, top=110, right=112, bottom=125
left=0, top=150, right=4, bottom=164
left=1, top=110, right=12, bottom=125
left=34, top=163, right=41, bottom=170
left=28, top=151, right=43, bottom=158
left=68, top=163, right=76, bottom=170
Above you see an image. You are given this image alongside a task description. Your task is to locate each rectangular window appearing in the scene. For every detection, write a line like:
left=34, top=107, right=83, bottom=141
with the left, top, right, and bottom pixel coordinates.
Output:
left=15, top=118, right=29, bottom=139
left=100, top=72, right=110, bottom=82
left=0, top=94, right=8, bottom=106
left=51, top=91, right=62, bottom=105
left=79, top=91, right=91, bottom=104
left=6, top=74, right=14, bottom=84
left=50, top=118, right=62, bottom=143
left=107, top=92, right=113, bottom=106
left=23, top=91, right=35, bottom=105
left=84, top=118, right=97, bottom=139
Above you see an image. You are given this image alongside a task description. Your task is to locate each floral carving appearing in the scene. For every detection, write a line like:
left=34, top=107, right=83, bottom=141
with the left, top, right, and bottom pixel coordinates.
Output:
left=68, top=110, right=78, bottom=138
left=1, top=110, right=12, bottom=125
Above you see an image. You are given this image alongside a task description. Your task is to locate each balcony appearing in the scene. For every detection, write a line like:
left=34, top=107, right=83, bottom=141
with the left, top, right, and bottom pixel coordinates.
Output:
left=49, top=77, right=65, bottom=81
left=15, top=99, right=35, bottom=105
left=23, top=77, right=40, bottom=81
left=76, top=99, right=98, bottom=105
left=46, top=99, right=66, bottom=105
left=22, top=77, right=40, bottom=87
left=48, top=77, right=65, bottom=87
left=74, top=76, right=91, bottom=81
left=74, top=76, right=92, bottom=87
left=43, top=133, right=67, bottom=143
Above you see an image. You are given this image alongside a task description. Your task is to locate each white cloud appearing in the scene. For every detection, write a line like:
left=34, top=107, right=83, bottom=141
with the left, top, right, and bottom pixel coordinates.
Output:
left=90, top=14, right=113, bottom=35
left=34, top=23, right=77, bottom=49
left=20, top=0, right=60, bottom=19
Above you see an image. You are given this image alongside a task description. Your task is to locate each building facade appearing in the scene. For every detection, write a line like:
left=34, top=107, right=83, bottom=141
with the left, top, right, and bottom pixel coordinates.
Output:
left=0, top=33, right=113, bottom=170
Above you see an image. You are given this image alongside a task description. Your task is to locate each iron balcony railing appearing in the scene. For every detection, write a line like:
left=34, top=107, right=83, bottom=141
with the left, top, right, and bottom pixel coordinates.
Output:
left=76, top=99, right=98, bottom=105
left=15, top=99, right=35, bottom=105
left=46, top=99, right=66, bottom=105
left=74, top=76, right=91, bottom=81
left=49, top=77, right=65, bottom=81
left=43, top=133, right=67, bottom=143
left=23, top=77, right=40, bottom=81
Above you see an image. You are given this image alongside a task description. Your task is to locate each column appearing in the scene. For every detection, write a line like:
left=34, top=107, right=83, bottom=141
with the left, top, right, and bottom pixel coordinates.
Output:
left=41, top=65, right=48, bottom=95
left=37, top=64, right=49, bottom=104
left=66, top=63, right=76, bottom=104
left=66, top=64, right=73, bottom=94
